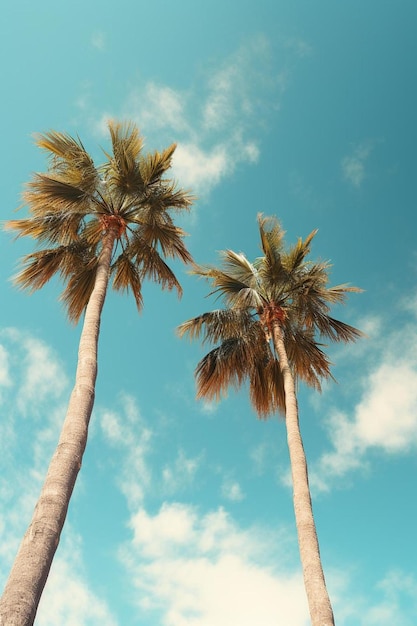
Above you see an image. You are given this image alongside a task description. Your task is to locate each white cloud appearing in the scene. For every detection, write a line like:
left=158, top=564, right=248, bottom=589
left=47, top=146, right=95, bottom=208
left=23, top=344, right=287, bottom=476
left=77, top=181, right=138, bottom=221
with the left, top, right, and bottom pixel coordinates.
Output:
left=0, top=328, right=70, bottom=477
left=311, top=313, right=417, bottom=491
left=200, top=399, right=218, bottom=415
left=332, top=569, right=417, bottom=626
left=250, top=441, right=275, bottom=475
left=221, top=478, right=245, bottom=502
left=99, top=393, right=153, bottom=508
left=89, top=37, right=289, bottom=198
left=0, top=343, right=11, bottom=390
left=37, top=531, right=117, bottom=626
left=285, top=38, right=313, bottom=59
left=122, top=503, right=309, bottom=626
left=173, top=142, right=229, bottom=195
left=91, top=32, right=106, bottom=51
left=341, top=141, right=374, bottom=188
left=0, top=330, right=115, bottom=625
left=162, top=449, right=201, bottom=495
left=0, top=328, right=69, bottom=417
left=126, top=82, right=191, bottom=135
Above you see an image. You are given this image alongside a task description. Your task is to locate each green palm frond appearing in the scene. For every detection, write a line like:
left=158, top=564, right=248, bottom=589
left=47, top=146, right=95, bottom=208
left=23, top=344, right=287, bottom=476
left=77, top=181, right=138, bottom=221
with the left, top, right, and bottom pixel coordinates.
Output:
left=257, top=214, right=287, bottom=286
left=258, top=214, right=285, bottom=255
left=282, top=229, right=318, bottom=275
left=151, top=183, right=194, bottom=212
left=140, top=144, right=177, bottom=186
left=35, top=131, right=99, bottom=193
left=220, top=250, right=259, bottom=287
left=103, top=120, right=145, bottom=195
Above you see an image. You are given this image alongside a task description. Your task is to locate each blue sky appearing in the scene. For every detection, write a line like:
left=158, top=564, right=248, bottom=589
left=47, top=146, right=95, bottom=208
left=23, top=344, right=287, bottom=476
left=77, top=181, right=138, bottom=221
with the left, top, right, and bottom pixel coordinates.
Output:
left=1, top=1, right=417, bottom=624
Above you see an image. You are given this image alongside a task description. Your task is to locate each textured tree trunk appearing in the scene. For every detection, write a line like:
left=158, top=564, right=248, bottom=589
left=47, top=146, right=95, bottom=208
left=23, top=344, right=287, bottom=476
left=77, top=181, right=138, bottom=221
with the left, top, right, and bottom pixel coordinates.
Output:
left=272, top=322, right=335, bottom=626
left=0, top=228, right=117, bottom=626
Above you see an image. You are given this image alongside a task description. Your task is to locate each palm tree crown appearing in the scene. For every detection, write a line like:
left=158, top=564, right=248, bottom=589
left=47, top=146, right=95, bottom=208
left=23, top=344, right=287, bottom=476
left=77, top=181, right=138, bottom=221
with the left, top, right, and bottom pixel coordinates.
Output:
left=7, top=120, right=194, bottom=321
left=178, top=214, right=363, bottom=416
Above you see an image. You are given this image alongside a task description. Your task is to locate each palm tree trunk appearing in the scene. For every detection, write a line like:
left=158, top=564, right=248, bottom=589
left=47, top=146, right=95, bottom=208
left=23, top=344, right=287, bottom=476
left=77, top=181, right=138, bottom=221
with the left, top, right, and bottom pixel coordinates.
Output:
left=0, top=228, right=118, bottom=626
left=271, top=322, right=335, bottom=626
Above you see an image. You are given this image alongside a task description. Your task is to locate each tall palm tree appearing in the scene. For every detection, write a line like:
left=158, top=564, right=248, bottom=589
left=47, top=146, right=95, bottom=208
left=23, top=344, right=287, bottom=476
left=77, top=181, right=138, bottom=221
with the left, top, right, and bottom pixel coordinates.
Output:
left=178, top=214, right=363, bottom=626
left=1, top=121, right=194, bottom=625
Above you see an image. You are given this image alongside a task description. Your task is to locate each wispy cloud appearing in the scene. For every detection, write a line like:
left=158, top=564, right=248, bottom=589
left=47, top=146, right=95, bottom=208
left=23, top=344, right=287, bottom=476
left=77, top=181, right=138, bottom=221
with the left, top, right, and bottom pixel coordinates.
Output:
left=37, top=531, right=117, bottom=626
left=100, top=392, right=153, bottom=508
left=221, top=477, right=245, bottom=502
left=341, top=141, right=374, bottom=188
left=311, top=307, right=417, bottom=492
left=88, top=36, right=300, bottom=198
left=161, top=448, right=202, bottom=495
left=0, top=328, right=67, bottom=574
left=0, top=328, right=68, bottom=417
left=91, top=32, right=106, bottom=51
left=0, top=329, right=115, bottom=625
left=333, top=568, right=417, bottom=626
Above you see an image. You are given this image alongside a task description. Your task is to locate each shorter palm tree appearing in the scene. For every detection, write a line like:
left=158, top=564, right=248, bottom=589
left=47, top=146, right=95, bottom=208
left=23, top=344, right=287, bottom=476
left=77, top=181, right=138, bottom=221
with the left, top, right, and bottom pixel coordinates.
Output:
left=178, top=214, right=363, bottom=626
left=1, top=121, right=194, bottom=625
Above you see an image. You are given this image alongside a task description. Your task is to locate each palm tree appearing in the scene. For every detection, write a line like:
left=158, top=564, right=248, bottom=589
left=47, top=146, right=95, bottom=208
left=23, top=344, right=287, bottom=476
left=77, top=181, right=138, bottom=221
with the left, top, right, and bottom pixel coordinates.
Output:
left=178, top=214, right=363, bottom=626
left=1, top=121, right=194, bottom=625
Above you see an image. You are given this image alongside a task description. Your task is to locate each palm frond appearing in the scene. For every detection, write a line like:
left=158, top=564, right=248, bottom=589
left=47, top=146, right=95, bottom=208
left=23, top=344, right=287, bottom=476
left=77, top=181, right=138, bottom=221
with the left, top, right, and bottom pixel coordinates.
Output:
left=257, top=214, right=287, bottom=286
left=12, top=249, right=67, bottom=291
left=177, top=309, right=257, bottom=343
left=60, top=258, right=98, bottom=324
left=111, top=254, right=143, bottom=311
left=82, top=218, right=107, bottom=247
left=179, top=214, right=362, bottom=421
left=103, top=120, right=145, bottom=195
left=192, top=264, right=263, bottom=309
left=325, top=283, right=364, bottom=304
left=12, top=243, right=91, bottom=292
left=24, top=174, right=92, bottom=216
left=135, top=220, right=192, bottom=263
left=141, top=183, right=194, bottom=214
left=315, top=315, right=365, bottom=343
left=35, top=131, right=99, bottom=193
left=6, top=120, right=193, bottom=324
left=250, top=357, right=286, bottom=418
left=220, top=249, right=259, bottom=287
left=140, top=144, right=177, bottom=186
left=136, top=243, right=183, bottom=296
left=282, top=229, right=318, bottom=274
left=5, top=214, right=83, bottom=245
left=283, top=325, right=333, bottom=390
left=195, top=335, right=259, bottom=401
